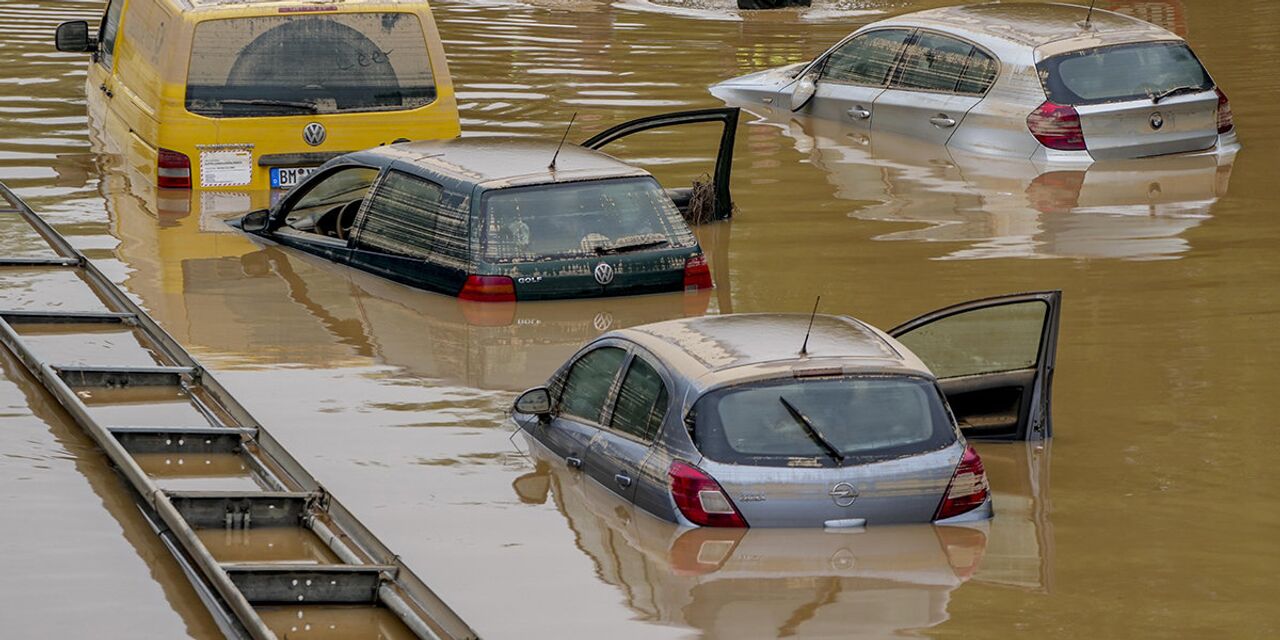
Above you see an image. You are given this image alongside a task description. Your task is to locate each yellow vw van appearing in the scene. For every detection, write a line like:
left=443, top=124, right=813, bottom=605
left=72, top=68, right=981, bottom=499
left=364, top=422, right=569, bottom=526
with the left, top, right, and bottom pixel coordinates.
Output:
left=56, top=0, right=460, bottom=191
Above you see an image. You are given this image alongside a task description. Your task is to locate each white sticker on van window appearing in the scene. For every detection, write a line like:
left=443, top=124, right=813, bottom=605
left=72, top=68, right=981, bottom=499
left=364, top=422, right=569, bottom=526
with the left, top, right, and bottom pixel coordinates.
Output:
left=198, top=145, right=254, bottom=187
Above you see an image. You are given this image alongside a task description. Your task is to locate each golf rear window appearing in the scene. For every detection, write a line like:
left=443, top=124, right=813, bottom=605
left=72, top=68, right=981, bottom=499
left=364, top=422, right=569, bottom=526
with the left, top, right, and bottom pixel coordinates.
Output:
left=1038, top=41, right=1212, bottom=106
left=690, top=375, right=955, bottom=468
left=186, top=13, right=436, bottom=118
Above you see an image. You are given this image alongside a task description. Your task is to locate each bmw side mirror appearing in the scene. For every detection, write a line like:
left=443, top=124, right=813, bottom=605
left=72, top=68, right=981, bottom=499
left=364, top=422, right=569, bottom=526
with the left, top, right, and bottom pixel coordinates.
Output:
left=514, top=387, right=552, bottom=418
left=55, top=21, right=95, bottom=53
left=790, top=74, right=817, bottom=112
left=239, top=209, right=271, bottom=233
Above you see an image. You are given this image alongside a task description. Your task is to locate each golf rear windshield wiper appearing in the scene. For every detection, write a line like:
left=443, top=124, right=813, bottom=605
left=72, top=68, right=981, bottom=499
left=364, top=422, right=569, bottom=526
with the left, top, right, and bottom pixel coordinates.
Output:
left=1151, top=84, right=1206, bottom=104
left=778, top=395, right=845, bottom=464
left=218, top=99, right=320, bottom=113
left=595, top=238, right=669, bottom=255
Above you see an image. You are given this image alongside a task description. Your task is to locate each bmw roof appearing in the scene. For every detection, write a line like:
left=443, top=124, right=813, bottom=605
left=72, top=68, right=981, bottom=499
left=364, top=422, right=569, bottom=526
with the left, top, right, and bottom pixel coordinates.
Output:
left=879, top=2, right=1174, bottom=50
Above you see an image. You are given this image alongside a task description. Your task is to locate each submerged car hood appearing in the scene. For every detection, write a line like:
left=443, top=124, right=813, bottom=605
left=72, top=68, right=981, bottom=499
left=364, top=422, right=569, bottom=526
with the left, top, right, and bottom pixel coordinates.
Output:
left=710, top=62, right=806, bottom=95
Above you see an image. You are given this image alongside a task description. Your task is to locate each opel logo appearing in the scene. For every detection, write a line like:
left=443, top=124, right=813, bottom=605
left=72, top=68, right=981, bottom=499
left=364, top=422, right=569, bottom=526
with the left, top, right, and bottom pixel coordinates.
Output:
left=593, top=262, right=615, bottom=286
left=1149, top=112, right=1164, bottom=131
left=829, top=482, right=858, bottom=507
left=303, top=122, right=327, bottom=147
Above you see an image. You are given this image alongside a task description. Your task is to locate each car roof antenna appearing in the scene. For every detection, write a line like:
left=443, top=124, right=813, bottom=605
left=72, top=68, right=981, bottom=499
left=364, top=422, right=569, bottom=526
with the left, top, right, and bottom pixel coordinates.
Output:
left=1084, top=0, right=1097, bottom=29
left=800, top=296, right=821, bottom=357
left=548, top=112, right=578, bottom=172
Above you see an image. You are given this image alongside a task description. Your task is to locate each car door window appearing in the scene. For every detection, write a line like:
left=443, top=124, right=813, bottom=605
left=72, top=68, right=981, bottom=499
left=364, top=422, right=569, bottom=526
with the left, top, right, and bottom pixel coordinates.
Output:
left=894, top=300, right=1048, bottom=379
left=821, top=29, right=912, bottom=86
left=355, top=170, right=471, bottom=267
left=956, top=48, right=998, bottom=95
left=98, top=0, right=124, bottom=71
left=559, top=347, right=627, bottom=424
left=280, top=166, right=379, bottom=239
left=892, top=32, right=975, bottom=93
left=609, top=356, right=669, bottom=442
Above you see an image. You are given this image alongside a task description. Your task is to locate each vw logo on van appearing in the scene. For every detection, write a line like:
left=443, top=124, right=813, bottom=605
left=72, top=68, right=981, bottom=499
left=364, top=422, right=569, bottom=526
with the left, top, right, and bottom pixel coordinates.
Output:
left=829, top=482, right=859, bottom=507
left=1149, top=112, right=1165, bottom=131
left=593, top=262, right=615, bottom=286
left=303, top=122, right=327, bottom=147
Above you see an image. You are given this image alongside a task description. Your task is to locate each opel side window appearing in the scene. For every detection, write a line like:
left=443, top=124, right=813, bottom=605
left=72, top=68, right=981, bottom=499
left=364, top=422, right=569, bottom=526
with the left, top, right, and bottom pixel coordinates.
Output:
left=821, top=30, right=912, bottom=86
left=609, top=357, right=669, bottom=442
left=956, top=49, right=998, bottom=95
left=98, top=0, right=125, bottom=70
left=559, top=347, right=627, bottom=423
left=893, top=32, right=975, bottom=93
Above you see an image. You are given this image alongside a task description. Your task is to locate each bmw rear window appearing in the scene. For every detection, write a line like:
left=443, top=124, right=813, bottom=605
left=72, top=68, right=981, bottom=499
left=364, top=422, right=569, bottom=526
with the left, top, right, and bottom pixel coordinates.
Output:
left=1037, top=41, right=1213, bottom=106
left=690, top=375, right=956, bottom=468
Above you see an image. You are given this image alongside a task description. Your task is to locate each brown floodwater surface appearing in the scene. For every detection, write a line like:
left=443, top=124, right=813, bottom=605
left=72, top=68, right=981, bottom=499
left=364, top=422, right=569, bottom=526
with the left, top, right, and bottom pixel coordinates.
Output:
left=1, top=0, right=1278, bottom=637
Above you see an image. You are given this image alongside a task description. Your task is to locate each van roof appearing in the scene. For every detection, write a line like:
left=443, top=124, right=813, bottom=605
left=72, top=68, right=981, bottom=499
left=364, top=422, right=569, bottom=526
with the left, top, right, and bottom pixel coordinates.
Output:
left=178, top=0, right=427, bottom=11
left=882, top=2, right=1174, bottom=52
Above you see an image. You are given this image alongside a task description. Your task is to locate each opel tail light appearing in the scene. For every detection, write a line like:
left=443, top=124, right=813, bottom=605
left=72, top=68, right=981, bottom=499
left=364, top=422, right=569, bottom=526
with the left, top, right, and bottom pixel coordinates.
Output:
left=459, top=275, right=515, bottom=302
left=934, top=445, right=989, bottom=521
left=1216, top=87, right=1234, bottom=134
left=683, top=253, right=712, bottom=291
left=157, top=148, right=192, bottom=189
left=1027, top=101, right=1086, bottom=151
left=668, top=460, right=747, bottom=527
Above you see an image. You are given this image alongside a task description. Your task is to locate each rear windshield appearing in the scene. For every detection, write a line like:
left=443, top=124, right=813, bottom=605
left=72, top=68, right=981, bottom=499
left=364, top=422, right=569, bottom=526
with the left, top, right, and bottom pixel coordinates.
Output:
left=480, top=178, right=696, bottom=263
left=186, top=13, right=436, bottom=118
left=1038, top=41, right=1212, bottom=106
left=691, top=376, right=955, bottom=468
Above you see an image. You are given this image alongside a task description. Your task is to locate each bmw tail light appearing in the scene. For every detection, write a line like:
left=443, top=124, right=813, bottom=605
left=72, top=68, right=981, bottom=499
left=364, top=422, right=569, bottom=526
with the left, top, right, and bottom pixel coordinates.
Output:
left=1026, top=101, right=1086, bottom=151
left=459, top=275, right=515, bottom=302
left=157, top=148, right=192, bottom=189
left=683, top=253, right=712, bottom=291
left=934, top=445, right=989, bottom=521
left=1215, top=87, right=1234, bottom=134
left=669, top=460, right=747, bottom=528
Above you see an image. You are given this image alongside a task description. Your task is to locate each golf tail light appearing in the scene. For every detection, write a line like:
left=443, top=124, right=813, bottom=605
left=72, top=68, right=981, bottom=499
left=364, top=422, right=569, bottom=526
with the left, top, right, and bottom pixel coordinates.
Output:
left=157, top=148, right=192, bottom=189
left=1216, top=88, right=1234, bottom=134
left=1026, top=101, right=1086, bottom=151
left=683, top=253, right=712, bottom=290
left=934, top=445, right=989, bottom=521
left=668, top=460, right=747, bottom=528
left=459, top=275, right=515, bottom=302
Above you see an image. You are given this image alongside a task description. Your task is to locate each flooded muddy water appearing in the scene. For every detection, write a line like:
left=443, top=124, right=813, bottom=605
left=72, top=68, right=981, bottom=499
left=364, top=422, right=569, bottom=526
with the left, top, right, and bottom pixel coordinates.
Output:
left=2, top=0, right=1279, bottom=637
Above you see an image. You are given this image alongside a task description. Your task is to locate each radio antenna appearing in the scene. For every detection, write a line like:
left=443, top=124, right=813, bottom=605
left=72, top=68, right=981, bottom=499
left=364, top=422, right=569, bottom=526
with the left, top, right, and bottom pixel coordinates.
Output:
left=1084, top=0, right=1097, bottom=28
left=800, top=296, right=821, bottom=357
left=548, top=112, right=577, bottom=171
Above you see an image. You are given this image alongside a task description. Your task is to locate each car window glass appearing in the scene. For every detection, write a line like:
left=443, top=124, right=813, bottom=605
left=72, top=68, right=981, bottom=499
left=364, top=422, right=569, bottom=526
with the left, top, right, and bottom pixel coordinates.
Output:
left=355, top=170, right=471, bottom=267
left=821, top=30, right=912, bottom=86
left=560, top=347, right=627, bottom=423
left=892, top=32, right=974, bottom=93
left=282, top=167, right=379, bottom=236
left=98, top=0, right=124, bottom=70
left=1038, top=42, right=1212, bottom=106
left=895, top=301, right=1047, bottom=379
left=609, top=357, right=668, bottom=441
left=956, top=49, right=998, bottom=95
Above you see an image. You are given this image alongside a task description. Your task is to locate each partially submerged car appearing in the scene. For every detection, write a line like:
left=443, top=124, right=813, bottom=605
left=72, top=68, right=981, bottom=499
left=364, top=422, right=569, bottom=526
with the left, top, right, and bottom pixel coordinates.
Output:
left=233, top=109, right=739, bottom=301
left=712, top=3, right=1238, bottom=162
left=512, top=291, right=1061, bottom=527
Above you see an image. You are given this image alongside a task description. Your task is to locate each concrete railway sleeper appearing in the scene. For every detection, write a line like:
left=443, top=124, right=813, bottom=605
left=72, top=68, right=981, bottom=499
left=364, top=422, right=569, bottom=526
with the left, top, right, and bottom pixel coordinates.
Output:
left=0, top=182, right=477, bottom=640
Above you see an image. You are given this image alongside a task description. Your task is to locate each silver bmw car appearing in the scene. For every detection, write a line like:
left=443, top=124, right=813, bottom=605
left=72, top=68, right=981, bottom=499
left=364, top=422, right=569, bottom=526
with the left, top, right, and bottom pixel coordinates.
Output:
left=512, top=291, right=1061, bottom=528
left=711, top=3, right=1239, bottom=163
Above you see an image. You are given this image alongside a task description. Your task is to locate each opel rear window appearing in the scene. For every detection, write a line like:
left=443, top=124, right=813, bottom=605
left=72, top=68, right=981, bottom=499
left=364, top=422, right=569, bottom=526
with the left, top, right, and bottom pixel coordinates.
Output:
left=480, top=178, right=696, bottom=264
left=186, top=13, right=436, bottom=118
left=1038, top=41, right=1212, bottom=106
left=691, top=376, right=955, bottom=467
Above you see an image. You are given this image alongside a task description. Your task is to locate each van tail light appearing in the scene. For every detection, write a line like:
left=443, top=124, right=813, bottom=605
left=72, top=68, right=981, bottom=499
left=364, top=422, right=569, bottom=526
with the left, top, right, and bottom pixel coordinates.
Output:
left=668, top=460, right=747, bottom=528
left=458, top=275, right=515, bottom=302
left=934, top=445, right=989, bottom=521
left=1215, top=87, right=1234, bottom=134
left=683, top=253, right=713, bottom=290
left=1026, top=101, right=1086, bottom=151
left=157, top=148, right=192, bottom=189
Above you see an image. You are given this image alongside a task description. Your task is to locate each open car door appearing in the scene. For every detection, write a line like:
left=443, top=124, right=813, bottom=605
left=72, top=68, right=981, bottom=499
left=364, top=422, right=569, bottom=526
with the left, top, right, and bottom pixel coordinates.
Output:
left=582, top=107, right=739, bottom=221
left=889, top=291, right=1061, bottom=441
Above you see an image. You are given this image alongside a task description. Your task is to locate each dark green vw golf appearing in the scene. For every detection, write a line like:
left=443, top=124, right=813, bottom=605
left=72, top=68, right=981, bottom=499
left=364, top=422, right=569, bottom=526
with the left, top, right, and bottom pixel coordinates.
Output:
left=232, top=109, right=738, bottom=301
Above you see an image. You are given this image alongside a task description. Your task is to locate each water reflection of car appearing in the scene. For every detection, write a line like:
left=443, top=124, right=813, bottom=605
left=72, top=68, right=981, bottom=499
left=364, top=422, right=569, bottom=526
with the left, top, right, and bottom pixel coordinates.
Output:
left=712, top=3, right=1238, bottom=162
left=232, top=109, right=739, bottom=301
left=511, top=292, right=1061, bottom=527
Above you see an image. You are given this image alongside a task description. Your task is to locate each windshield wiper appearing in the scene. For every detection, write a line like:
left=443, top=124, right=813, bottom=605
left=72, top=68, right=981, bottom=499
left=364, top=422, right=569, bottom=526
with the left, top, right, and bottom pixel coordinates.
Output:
left=1151, top=84, right=1206, bottom=104
left=219, top=99, right=319, bottom=113
left=778, top=395, right=845, bottom=465
left=595, top=238, right=669, bottom=255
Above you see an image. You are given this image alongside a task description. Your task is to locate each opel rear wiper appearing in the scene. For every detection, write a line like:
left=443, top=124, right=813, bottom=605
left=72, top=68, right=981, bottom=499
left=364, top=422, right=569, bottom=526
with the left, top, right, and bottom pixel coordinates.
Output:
left=778, top=395, right=845, bottom=464
left=595, top=238, right=669, bottom=255
left=1151, top=84, right=1206, bottom=104
left=219, top=99, right=319, bottom=113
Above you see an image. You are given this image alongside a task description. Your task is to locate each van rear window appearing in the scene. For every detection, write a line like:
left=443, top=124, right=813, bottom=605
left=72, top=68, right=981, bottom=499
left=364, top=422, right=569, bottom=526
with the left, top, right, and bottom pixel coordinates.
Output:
left=1038, top=41, right=1212, bottom=106
left=186, top=13, right=436, bottom=118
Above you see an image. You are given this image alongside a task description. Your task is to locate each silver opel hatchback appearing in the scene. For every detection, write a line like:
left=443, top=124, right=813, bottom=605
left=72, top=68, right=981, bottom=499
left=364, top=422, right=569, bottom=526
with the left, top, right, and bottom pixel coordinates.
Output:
left=711, top=3, right=1238, bottom=163
left=512, top=291, right=1061, bottom=528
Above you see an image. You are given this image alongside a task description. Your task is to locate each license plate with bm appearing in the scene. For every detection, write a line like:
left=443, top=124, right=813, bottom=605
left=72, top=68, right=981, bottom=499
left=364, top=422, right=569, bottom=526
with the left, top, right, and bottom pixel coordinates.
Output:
left=270, top=166, right=316, bottom=189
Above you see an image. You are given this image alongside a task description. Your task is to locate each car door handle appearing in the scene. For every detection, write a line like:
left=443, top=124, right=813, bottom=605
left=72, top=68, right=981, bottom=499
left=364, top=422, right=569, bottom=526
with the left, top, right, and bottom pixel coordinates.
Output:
left=566, top=456, right=582, bottom=469
left=614, top=473, right=632, bottom=488
left=847, top=107, right=871, bottom=120
left=929, top=115, right=957, bottom=128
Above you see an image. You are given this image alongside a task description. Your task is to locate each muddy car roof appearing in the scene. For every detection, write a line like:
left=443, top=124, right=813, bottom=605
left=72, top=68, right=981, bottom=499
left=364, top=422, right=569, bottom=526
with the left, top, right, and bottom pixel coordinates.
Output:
left=611, top=314, right=932, bottom=392
left=882, top=2, right=1174, bottom=50
left=346, top=139, right=650, bottom=189
left=181, top=0, right=422, bottom=9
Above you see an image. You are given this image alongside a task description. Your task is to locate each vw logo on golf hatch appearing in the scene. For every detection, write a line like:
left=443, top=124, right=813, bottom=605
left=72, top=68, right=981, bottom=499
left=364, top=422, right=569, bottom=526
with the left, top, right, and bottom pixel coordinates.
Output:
left=829, top=482, right=859, bottom=507
left=593, top=262, right=615, bottom=286
left=303, top=122, right=327, bottom=147
left=1149, top=112, right=1165, bottom=131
